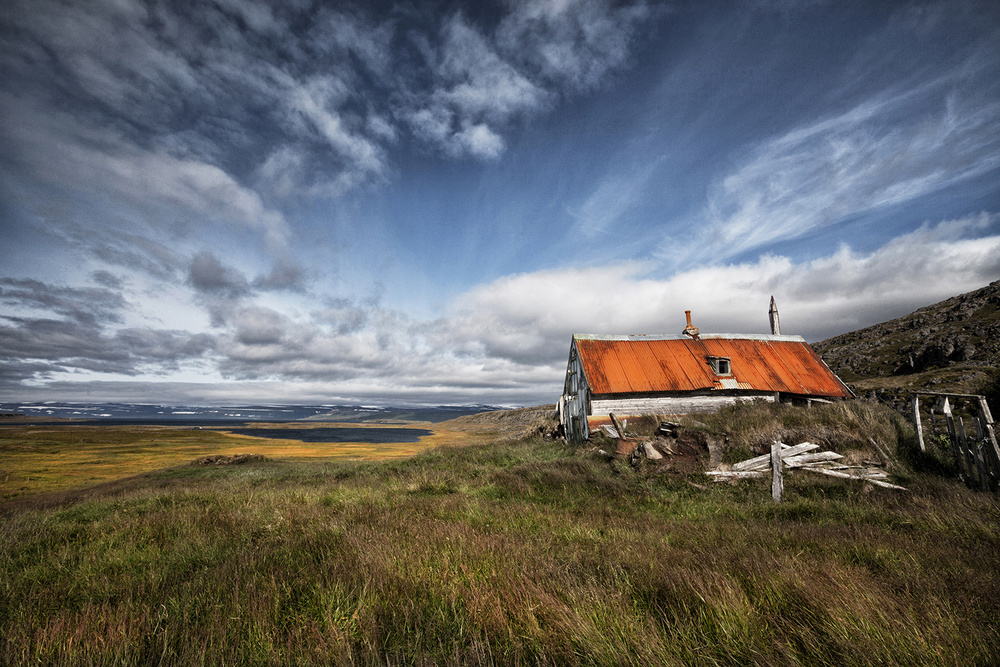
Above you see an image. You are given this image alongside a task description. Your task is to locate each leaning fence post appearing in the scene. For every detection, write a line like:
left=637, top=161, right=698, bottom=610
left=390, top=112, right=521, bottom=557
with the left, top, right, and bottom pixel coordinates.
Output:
left=771, top=441, right=783, bottom=502
left=911, top=394, right=925, bottom=453
left=941, top=398, right=963, bottom=475
left=957, top=416, right=978, bottom=486
left=976, top=397, right=1000, bottom=484
left=971, top=420, right=989, bottom=492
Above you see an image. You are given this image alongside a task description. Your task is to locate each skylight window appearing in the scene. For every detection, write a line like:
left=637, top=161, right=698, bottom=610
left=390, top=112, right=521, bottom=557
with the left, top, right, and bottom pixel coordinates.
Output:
left=709, top=357, right=731, bottom=375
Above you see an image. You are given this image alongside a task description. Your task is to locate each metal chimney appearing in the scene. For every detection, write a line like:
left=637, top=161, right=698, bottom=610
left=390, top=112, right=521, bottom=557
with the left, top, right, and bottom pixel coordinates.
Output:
left=682, top=310, right=700, bottom=338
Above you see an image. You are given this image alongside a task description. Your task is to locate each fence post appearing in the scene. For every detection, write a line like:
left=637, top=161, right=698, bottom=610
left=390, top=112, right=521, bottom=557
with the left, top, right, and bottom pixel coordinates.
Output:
left=911, top=395, right=925, bottom=453
left=957, top=417, right=980, bottom=486
left=941, top=398, right=964, bottom=477
left=977, top=398, right=1000, bottom=485
left=771, top=441, right=783, bottom=502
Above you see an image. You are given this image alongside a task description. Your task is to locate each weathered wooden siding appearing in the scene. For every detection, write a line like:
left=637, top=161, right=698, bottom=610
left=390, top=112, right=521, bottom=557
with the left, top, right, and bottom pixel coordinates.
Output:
left=561, top=340, right=591, bottom=441
left=590, top=392, right=776, bottom=417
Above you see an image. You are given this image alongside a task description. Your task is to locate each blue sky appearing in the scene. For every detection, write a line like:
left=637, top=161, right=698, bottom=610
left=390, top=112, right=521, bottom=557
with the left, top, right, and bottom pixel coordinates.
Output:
left=2, top=0, right=999, bottom=406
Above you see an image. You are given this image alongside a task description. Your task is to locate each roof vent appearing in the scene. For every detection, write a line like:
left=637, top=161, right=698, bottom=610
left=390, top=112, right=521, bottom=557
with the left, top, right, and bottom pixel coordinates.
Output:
left=682, top=310, right=700, bottom=338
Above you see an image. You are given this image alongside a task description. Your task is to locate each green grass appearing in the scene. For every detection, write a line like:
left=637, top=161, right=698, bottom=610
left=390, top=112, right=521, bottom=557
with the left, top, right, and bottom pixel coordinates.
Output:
left=2, top=405, right=999, bottom=665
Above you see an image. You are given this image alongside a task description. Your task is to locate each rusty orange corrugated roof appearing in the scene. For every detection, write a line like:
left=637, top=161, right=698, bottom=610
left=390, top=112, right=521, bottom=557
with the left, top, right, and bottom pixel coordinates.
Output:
left=573, top=334, right=852, bottom=398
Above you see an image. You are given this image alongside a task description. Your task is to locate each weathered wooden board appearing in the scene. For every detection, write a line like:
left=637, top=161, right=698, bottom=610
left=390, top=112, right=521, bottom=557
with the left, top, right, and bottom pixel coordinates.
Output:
left=705, top=470, right=767, bottom=479
left=784, top=451, right=843, bottom=467
left=590, top=393, right=775, bottom=417
left=771, top=442, right=783, bottom=502
left=802, top=467, right=907, bottom=490
left=733, top=442, right=818, bottom=471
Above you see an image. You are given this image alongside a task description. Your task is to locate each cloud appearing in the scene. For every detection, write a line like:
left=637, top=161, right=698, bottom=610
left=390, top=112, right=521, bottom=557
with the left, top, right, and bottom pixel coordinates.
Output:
left=188, top=251, right=250, bottom=297
left=1, top=0, right=656, bottom=225
left=497, top=0, right=653, bottom=91
left=3, top=215, right=996, bottom=406
left=1, top=94, right=291, bottom=254
left=400, top=2, right=651, bottom=158
left=401, top=12, right=548, bottom=158
left=0, top=277, right=215, bottom=381
left=0, top=316, right=215, bottom=380
left=432, top=213, right=1000, bottom=369
left=693, top=64, right=1000, bottom=262
left=568, top=159, right=662, bottom=237
left=0, top=278, right=127, bottom=327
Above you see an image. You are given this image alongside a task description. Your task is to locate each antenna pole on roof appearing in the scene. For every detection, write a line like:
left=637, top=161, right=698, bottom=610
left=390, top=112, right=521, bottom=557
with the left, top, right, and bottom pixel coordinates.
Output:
left=769, top=296, right=781, bottom=335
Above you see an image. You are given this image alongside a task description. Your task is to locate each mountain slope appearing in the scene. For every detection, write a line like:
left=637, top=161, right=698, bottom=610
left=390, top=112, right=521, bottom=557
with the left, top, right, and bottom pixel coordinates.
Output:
left=813, top=279, right=1000, bottom=394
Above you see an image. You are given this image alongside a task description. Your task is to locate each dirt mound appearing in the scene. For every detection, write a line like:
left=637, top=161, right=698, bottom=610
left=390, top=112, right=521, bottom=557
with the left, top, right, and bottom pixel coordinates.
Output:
left=191, top=454, right=270, bottom=466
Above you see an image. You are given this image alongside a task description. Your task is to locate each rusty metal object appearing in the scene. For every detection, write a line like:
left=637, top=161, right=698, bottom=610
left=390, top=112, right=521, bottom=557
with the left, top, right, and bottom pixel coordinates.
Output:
left=574, top=335, right=853, bottom=399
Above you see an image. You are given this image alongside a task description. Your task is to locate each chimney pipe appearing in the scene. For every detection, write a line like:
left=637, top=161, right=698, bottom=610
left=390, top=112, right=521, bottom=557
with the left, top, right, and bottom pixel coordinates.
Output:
left=769, top=296, right=780, bottom=335
left=682, top=310, right=700, bottom=338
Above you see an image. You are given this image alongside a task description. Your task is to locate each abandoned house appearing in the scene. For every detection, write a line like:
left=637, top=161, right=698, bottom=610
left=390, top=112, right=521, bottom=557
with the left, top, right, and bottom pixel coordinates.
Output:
left=558, top=306, right=854, bottom=442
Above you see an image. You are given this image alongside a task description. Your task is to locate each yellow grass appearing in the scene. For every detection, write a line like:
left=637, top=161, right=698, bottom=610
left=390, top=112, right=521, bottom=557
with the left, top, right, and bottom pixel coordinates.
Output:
left=0, top=420, right=490, bottom=500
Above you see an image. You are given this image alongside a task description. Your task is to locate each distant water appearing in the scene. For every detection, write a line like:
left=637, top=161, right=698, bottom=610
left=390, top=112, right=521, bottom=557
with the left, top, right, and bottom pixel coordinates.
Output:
left=225, top=427, right=432, bottom=443
left=0, top=402, right=500, bottom=424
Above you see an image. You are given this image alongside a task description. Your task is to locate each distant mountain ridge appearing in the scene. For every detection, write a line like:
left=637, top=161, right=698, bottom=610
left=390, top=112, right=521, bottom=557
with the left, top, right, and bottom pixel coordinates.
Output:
left=813, top=279, right=1000, bottom=395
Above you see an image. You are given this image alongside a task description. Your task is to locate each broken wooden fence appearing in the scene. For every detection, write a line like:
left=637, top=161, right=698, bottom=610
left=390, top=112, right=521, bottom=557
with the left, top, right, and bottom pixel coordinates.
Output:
left=707, top=441, right=906, bottom=499
left=910, top=391, right=1000, bottom=491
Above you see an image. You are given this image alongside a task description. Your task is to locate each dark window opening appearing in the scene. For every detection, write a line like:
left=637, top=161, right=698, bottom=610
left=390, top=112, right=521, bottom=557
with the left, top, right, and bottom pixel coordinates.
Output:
left=709, top=357, right=731, bottom=375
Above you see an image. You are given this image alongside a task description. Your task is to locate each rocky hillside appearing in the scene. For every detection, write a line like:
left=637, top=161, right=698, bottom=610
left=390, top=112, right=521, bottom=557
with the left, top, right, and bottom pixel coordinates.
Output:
left=813, top=279, right=1000, bottom=395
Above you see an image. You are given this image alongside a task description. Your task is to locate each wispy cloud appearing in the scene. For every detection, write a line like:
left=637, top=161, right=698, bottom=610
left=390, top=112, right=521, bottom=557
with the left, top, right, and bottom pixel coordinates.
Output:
left=692, top=71, right=1000, bottom=261
left=568, top=159, right=662, bottom=237
left=497, top=0, right=654, bottom=91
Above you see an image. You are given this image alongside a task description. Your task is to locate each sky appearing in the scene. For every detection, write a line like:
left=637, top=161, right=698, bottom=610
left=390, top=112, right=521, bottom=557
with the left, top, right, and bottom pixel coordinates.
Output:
left=1, top=0, right=999, bottom=407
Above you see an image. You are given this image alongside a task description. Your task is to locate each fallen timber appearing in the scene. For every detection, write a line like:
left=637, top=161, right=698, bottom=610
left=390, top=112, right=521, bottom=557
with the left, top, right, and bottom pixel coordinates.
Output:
left=706, top=441, right=907, bottom=491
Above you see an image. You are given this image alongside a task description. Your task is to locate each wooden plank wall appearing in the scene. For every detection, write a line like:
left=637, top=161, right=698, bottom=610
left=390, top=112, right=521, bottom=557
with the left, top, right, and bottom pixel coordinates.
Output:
left=590, top=392, right=775, bottom=417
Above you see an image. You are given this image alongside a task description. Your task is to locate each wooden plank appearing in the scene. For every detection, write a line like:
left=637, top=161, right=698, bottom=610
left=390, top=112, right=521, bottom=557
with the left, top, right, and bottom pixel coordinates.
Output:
left=976, top=398, right=1000, bottom=483
left=590, top=393, right=776, bottom=416
left=983, top=421, right=1000, bottom=484
left=801, top=467, right=908, bottom=490
left=732, top=442, right=819, bottom=471
left=974, top=440, right=990, bottom=492
left=784, top=451, right=843, bottom=467
left=941, top=398, right=964, bottom=476
left=705, top=470, right=767, bottom=479
left=911, top=394, right=925, bottom=452
left=912, top=391, right=993, bottom=400
left=868, top=437, right=896, bottom=469
left=771, top=442, right=783, bottom=502
left=958, top=417, right=977, bottom=484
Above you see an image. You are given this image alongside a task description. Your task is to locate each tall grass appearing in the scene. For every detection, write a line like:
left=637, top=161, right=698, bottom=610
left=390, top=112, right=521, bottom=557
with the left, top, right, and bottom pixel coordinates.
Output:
left=2, top=411, right=999, bottom=665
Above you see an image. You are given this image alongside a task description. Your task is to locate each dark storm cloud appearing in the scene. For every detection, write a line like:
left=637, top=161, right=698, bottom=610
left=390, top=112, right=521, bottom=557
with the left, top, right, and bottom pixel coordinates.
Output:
left=0, top=278, right=126, bottom=327
left=0, top=275, right=215, bottom=381
left=0, top=316, right=215, bottom=379
left=188, top=251, right=250, bottom=297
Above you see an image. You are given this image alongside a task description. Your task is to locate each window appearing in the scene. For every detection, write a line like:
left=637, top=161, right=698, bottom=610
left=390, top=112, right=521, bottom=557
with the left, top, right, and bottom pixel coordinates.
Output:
left=709, top=357, right=731, bottom=375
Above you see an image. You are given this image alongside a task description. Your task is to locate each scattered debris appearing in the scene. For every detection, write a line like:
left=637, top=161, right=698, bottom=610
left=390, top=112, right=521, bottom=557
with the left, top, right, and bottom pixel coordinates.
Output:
left=706, top=441, right=907, bottom=491
left=641, top=441, right=663, bottom=460
left=657, top=421, right=680, bottom=437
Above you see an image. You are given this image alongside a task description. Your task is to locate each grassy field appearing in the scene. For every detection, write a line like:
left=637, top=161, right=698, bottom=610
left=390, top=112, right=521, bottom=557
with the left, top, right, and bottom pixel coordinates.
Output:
left=2, top=402, right=999, bottom=665
left=0, top=418, right=502, bottom=501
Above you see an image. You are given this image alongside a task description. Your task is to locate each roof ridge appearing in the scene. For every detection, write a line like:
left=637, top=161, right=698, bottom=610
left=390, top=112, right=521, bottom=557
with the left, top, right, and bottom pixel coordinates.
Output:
left=572, top=333, right=807, bottom=343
